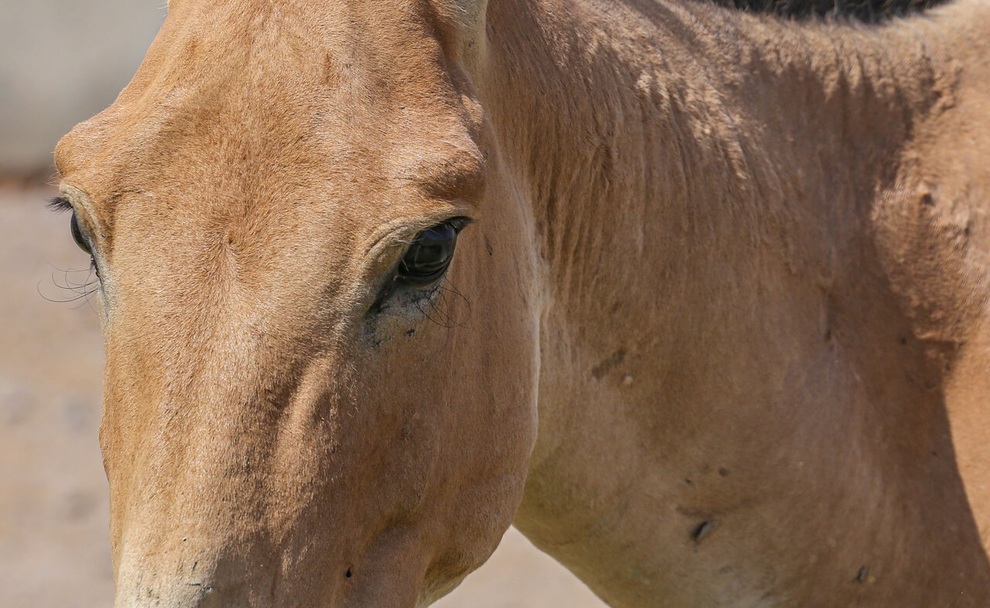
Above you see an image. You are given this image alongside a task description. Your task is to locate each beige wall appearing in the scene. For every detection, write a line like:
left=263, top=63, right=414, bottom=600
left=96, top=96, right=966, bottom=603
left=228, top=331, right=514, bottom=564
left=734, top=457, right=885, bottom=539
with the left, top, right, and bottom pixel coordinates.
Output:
left=0, top=2, right=163, bottom=176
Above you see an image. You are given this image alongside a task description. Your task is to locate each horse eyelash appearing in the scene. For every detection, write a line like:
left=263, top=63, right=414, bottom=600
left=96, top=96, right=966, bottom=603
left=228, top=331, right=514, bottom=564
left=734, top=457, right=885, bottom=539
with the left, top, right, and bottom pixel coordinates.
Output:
left=48, top=196, right=73, bottom=213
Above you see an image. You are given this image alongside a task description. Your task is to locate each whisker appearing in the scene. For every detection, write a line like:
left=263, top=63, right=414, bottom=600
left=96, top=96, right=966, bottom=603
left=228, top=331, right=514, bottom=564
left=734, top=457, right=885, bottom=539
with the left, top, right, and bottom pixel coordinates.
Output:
left=39, top=264, right=101, bottom=308
left=416, top=279, right=471, bottom=329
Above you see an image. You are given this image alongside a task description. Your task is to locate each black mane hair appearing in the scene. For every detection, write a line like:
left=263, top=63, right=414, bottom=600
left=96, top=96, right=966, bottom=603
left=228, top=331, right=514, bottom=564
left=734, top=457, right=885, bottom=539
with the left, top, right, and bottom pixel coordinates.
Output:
left=708, top=0, right=946, bottom=22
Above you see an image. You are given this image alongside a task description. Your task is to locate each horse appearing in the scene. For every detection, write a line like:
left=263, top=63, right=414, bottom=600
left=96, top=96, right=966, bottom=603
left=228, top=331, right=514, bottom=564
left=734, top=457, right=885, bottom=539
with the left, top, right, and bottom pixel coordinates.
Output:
left=52, top=0, right=990, bottom=605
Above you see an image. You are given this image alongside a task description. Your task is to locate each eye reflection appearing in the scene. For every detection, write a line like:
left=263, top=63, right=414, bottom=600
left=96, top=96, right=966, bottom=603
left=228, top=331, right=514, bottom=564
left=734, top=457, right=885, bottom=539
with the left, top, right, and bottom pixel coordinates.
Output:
left=397, top=219, right=469, bottom=285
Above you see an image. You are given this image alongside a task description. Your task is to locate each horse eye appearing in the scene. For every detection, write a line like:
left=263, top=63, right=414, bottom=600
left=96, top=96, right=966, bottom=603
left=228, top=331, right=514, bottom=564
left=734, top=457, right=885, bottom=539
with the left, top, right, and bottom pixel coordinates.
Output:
left=69, top=212, right=92, bottom=255
left=397, top=219, right=467, bottom=284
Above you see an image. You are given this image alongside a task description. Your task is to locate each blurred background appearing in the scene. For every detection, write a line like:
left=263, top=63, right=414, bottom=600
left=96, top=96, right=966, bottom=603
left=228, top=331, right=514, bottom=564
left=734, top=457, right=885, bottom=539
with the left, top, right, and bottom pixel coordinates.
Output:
left=0, top=2, right=604, bottom=606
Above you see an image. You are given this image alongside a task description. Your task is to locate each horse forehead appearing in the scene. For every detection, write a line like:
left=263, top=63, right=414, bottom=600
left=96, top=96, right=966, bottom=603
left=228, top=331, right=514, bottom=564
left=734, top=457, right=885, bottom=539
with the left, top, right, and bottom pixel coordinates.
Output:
left=56, top=0, right=482, bottom=215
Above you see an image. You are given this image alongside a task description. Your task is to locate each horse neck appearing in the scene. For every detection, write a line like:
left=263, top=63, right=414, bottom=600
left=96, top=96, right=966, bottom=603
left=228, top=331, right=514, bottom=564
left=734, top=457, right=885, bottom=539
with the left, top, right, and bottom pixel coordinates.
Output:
left=473, top=1, right=990, bottom=605
left=479, top=0, right=955, bottom=292
left=476, top=0, right=963, bottom=441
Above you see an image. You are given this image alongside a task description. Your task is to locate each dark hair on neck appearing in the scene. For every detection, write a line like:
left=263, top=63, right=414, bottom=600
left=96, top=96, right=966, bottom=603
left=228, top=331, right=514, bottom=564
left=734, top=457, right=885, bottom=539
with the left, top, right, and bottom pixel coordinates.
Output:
left=707, top=0, right=947, bottom=22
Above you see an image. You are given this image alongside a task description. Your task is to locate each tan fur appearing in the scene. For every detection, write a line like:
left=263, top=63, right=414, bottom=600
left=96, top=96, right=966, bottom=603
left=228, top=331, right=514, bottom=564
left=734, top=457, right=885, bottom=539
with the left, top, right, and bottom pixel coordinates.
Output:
left=54, top=0, right=990, bottom=606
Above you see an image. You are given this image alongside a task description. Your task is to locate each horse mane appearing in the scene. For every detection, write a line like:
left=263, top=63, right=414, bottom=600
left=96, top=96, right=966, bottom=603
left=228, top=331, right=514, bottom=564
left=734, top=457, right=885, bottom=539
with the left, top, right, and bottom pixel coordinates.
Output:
left=705, top=0, right=948, bottom=22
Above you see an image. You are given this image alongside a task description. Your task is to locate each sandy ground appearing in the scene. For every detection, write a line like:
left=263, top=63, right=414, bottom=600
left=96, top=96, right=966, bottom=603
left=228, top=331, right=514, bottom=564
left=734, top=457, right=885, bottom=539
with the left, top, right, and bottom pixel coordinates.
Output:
left=0, top=185, right=606, bottom=608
